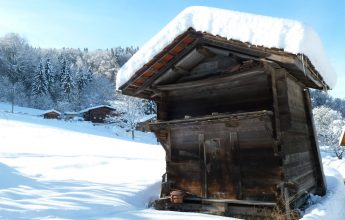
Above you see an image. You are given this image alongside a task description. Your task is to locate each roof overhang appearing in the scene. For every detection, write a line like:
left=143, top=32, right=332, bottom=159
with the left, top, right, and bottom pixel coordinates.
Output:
left=119, top=28, right=330, bottom=100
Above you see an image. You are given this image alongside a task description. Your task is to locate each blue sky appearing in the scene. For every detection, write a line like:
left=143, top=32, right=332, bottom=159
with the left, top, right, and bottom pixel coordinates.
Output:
left=0, top=0, right=344, bottom=97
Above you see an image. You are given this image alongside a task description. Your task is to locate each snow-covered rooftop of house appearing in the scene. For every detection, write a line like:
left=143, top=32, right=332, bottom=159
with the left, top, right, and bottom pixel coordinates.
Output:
left=116, top=6, right=336, bottom=89
left=138, top=114, right=156, bottom=123
left=42, top=109, right=61, bottom=115
left=64, top=111, right=80, bottom=115
left=79, top=105, right=116, bottom=113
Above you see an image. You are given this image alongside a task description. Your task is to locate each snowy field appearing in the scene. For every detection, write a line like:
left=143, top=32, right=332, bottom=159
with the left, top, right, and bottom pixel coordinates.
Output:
left=0, top=103, right=345, bottom=219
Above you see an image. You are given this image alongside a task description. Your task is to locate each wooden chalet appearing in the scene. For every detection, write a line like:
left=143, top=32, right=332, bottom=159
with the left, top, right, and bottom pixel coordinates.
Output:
left=42, top=110, right=61, bottom=119
left=80, top=105, right=117, bottom=123
left=118, top=27, right=329, bottom=219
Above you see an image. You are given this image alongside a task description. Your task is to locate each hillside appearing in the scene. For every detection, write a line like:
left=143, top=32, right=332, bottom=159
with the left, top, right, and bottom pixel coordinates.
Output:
left=0, top=103, right=345, bottom=219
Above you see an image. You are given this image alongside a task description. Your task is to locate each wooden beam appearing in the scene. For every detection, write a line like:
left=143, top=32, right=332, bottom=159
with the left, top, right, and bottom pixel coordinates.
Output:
left=184, top=197, right=276, bottom=207
left=150, top=110, right=273, bottom=127
left=201, top=36, right=328, bottom=90
left=134, top=38, right=201, bottom=95
left=198, top=134, right=206, bottom=198
left=154, top=68, right=265, bottom=91
left=230, top=132, right=242, bottom=199
left=265, top=63, right=282, bottom=154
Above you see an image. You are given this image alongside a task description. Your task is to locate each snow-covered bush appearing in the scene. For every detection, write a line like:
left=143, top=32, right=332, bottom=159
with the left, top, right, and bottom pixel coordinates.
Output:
left=313, top=106, right=345, bottom=159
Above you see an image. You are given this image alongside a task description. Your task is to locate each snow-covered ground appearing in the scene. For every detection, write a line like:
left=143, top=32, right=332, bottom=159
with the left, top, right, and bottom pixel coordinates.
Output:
left=0, top=104, right=233, bottom=220
left=0, top=103, right=345, bottom=219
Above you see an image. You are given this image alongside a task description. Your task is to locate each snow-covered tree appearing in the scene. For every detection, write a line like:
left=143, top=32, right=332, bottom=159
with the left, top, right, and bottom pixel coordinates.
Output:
left=114, top=95, right=146, bottom=140
left=60, top=59, right=75, bottom=100
left=0, top=33, right=33, bottom=112
left=313, top=106, right=345, bottom=159
left=0, top=32, right=136, bottom=112
left=45, top=58, right=54, bottom=88
left=142, top=99, right=156, bottom=115
left=32, top=59, right=48, bottom=96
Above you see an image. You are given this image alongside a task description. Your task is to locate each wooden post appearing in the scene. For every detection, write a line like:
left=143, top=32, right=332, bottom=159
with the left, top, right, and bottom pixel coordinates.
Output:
left=199, top=134, right=207, bottom=198
left=284, top=187, right=291, bottom=220
left=265, top=64, right=282, bottom=155
left=230, top=132, right=242, bottom=199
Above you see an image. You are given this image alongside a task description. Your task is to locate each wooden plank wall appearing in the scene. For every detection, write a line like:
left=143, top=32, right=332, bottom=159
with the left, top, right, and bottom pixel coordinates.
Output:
left=160, top=114, right=281, bottom=202
left=275, top=68, right=319, bottom=205
left=160, top=70, right=272, bottom=120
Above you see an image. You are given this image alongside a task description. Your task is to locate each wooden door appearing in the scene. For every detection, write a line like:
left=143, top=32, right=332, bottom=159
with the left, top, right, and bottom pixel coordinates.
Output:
left=200, top=126, right=239, bottom=199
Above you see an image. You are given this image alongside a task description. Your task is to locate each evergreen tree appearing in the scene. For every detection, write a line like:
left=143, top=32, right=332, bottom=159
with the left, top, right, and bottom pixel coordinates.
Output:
left=61, top=60, right=75, bottom=99
left=32, top=59, right=48, bottom=96
left=45, top=58, right=54, bottom=87
left=76, top=67, right=90, bottom=92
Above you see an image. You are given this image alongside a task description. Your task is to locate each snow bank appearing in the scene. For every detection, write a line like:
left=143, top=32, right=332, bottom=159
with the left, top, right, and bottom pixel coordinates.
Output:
left=0, top=102, right=44, bottom=116
left=301, top=166, right=345, bottom=220
left=117, top=6, right=336, bottom=90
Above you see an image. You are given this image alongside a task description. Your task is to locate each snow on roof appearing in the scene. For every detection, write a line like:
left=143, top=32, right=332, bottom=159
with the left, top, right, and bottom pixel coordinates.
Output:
left=138, top=114, right=156, bottom=123
left=42, top=109, right=61, bottom=115
left=116, top=6, right=336, bottom=89
left=64, top=111, right=80, bottom=115
left=79, top=105, right=116, bottom=113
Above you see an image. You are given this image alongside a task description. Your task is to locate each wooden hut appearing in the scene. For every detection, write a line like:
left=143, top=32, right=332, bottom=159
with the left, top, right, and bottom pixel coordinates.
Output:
left=42, top=110, right=61, bottom=119
left=80, top=105, right=117, bottom=123
left=117, top=7, right=333, bottom=219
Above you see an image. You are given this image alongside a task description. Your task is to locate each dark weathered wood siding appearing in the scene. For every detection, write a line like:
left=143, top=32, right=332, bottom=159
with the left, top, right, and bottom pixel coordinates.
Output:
left=83, top=107, right=116, bottom=123
left=150, top=64, right=325, bottom=218
left=43, top=112, right=60, bottom=119
left=119, top=29, right=326, bottom=218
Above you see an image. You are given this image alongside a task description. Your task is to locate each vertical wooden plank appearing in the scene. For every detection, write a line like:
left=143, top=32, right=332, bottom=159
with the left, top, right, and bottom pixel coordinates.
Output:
left=157, top=93, right=169, bottom=120
left=166, top=129, right=171, bottom=162
left=266, top=64, right=281, bottom=154
left=284, top=187, right=291, bottom=220
left=203, top=141, right=208, bottom=198
left=230, top=132, right=242, bottom=199
left=199, top=134, right=207, bottom=198
left=303, top=89, right=327, bottom=195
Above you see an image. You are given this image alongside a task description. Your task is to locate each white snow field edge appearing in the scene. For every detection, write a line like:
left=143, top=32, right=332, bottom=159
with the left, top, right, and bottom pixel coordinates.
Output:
left=116, top=6, right=336, bottom=90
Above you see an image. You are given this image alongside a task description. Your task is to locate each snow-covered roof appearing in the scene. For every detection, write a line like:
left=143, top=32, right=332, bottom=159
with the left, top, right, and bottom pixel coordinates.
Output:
left=79, top=105, right=116, bottom=113
left=116, top=6, right=336, bottom=90
left=138, top=114, right=156, bottom=123
left=64, top=111, right=80, bottom=115
left=42, top=109, right=61, bottom=115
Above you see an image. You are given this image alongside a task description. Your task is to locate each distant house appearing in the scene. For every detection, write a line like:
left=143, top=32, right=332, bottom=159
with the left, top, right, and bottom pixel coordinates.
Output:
left=80, top=105, right=117, bottom=123
left=136, top=114, right=156, bottom=132
left=42, top=110, right=61, bottom=119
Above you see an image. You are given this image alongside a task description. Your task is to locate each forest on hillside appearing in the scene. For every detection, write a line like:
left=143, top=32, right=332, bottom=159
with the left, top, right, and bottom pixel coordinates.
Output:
left=0, top=33, right=138, bottom=112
